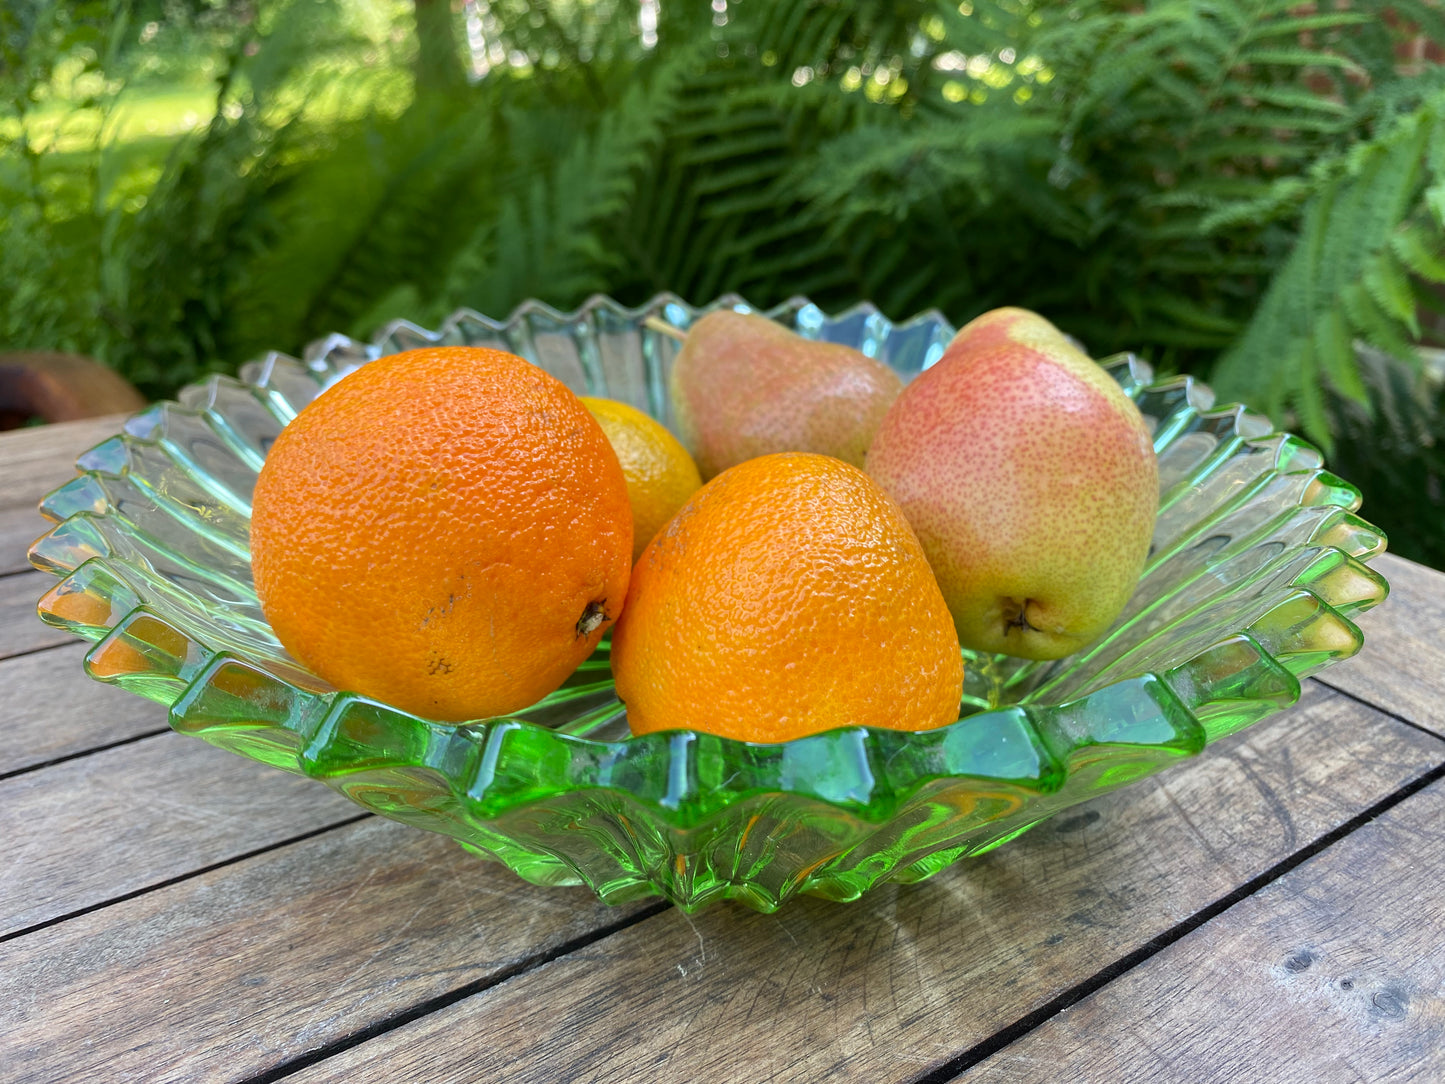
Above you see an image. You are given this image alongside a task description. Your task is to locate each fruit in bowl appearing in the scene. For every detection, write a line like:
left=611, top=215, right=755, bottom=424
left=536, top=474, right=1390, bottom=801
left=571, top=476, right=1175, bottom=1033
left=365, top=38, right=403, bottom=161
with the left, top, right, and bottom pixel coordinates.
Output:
left=579, top=395, right=702, bottom=563
left=249, top=346, right=633, bottom=723
left=246, top=304, right=1146, bottom=742
left=867, top=307, right=1159, bottom=660
left=668, top=308, right=903, bottom=479
left=28, top=293, right=1388, bottom=912
left=612, top=452, right=963, bottom=743
left=245, top=328, right=958, bottom=744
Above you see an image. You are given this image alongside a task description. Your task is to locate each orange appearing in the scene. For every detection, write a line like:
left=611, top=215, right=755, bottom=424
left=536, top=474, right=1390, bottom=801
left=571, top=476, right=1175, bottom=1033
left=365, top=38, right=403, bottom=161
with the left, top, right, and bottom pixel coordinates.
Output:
left=579, top=396, right=702, bottom=562
left=610, top=452, right=963, bottom=743
left=249, top=346, right=633, bottom=723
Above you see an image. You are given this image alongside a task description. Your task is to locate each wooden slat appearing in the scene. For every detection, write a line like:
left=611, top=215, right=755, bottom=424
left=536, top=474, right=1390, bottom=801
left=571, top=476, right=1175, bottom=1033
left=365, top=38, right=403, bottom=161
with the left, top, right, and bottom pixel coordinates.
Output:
left=269, top=687, right=1445, bottom=1084
left=2, top=411, right=1440, bottom=1084
left=0, top=503, right=50, bottom=576
left=0, top=413, right=119, bottom=575
left=0, top=644, right=167, bottom=776
left=0, top=570, right=70, bottom=660
left=0, top=817, right=658, bottom=1084
left=970, top=779, right=1445, bottom=1083
left=0, top=414, right=125, bottom=511
left=1320, top=553, right=1445, bottom=739
left=0, top=731, right=359, bottom=936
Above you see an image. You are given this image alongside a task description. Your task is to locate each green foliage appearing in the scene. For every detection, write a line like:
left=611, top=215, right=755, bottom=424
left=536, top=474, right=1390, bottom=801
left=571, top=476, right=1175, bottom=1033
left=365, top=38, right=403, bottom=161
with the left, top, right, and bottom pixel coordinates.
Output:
left=3, top=0, right=1445, bottom=564
left=1326, top=345, right=1445, bottom=566
left=1212, top=98, right=1445, bottom=437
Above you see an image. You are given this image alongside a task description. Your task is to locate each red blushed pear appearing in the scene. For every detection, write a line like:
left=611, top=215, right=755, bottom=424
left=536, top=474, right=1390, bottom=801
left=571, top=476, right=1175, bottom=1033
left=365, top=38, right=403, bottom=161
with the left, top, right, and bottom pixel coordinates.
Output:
left=866, top=307, right=1158, bottom=661
left=669, top=309, right=903, bottom=480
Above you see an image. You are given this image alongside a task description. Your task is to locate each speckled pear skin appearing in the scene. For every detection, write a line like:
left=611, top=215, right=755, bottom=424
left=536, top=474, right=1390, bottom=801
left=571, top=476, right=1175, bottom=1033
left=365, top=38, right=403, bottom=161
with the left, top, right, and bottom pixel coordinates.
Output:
left=670, top=310, right=903, bottom=480
left=866, top=307, right=1159, bottom=661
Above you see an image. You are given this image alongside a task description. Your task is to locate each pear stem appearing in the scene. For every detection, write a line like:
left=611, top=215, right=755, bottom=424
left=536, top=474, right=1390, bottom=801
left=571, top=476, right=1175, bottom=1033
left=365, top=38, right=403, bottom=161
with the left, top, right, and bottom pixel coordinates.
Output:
left=643, top=315, right=688, bottom=343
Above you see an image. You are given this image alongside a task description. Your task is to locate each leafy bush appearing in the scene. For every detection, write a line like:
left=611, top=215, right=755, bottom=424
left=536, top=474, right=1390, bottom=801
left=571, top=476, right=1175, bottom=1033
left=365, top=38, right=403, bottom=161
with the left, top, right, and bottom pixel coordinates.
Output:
left=2, top=0, right=1444, bottom=564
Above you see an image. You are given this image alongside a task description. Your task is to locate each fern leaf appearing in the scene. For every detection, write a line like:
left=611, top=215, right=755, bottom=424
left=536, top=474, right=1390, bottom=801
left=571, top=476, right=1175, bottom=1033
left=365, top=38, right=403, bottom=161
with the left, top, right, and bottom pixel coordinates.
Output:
left=1428, top=180, right=1445, bottom=230
left=1391, top=222, right=1445, bottom=282
left=1240, top=47, right=1366, bottom=73
left=1314, top=306, right=1369, bottom=406
left=1294, top=340, right=1330, bottom=444
left=1213, top=94, right=1445, bottom=440
left=1341, top=279, right=1418, bottom=362
left=679, top=130, right=791, bottom=166
left=1243, top=12, right=1374, bottom=41
left=1363, top=250, right=1422, bottom=337
left=1204, top=107, right=1352, bottom=133
left=1196, top=177, right=1313, bottom=234
left=1219, top=84, right=1349, bottom=116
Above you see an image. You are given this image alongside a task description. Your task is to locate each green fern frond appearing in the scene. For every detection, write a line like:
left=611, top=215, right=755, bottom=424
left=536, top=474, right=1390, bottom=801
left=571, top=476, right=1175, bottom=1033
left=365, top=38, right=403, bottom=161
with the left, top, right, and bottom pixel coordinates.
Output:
left=1391, top=221, right=1445, bottom=282
left=1214, top=94, right=1445, bottom=444
left=1239, top=47, right=1366, bottom=72
left=1313, top=307, right=1368, bottom=405
left=1195, top=178, right=1315, bottom=233
left=1222, top=85, right=1350, bottom=116
left=1241, top=12, right=1374, bottom=40
left=1340, top=278, right=1417, bottom=362
left=442, top=39, right=703, bottom=315
left=1363, top=249, right=1422, bottom=336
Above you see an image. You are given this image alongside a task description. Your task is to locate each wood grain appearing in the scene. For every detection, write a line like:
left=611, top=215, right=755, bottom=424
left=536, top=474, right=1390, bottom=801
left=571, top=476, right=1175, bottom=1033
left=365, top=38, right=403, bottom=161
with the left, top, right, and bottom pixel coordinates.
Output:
left=0, top=502, right=50, bottom=576
left=1320, top=553, right=1445, bottom=739
left=0, top=731, right=359, bottom=935
left=3, top=410, right=1442, bottom=1084
left=277, top=687, right=1445, bottom=1084
left=0, top=414, right=124, bottom=511
left=0, top=570, right=71, bottom=660
left=0, top=643, right=167, bottom=776
left=0, top=817, right=658, bottom=1084
left=970, top=780, right=1445, bottom=1084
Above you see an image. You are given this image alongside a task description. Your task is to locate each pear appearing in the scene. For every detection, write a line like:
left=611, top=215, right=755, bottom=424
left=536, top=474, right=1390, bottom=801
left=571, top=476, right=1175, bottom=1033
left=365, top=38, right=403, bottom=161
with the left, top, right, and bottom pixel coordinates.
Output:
left=866, top=307, right=1158, bottom=661
left=669, top=309, right=903, bottom=479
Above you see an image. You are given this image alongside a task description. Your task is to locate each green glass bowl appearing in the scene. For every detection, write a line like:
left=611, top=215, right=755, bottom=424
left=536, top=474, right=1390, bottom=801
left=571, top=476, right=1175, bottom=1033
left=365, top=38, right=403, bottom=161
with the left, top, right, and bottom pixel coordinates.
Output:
left=28, top=293, right=1389, bottom=912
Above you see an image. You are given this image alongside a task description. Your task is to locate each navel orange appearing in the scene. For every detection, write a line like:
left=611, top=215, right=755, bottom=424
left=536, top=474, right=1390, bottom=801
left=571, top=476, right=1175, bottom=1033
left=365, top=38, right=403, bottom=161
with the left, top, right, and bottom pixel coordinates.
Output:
left=610, top=452, right=963, bottom=743
left=249, top=346, right=633, bottom=723
left=579, top=396, right=702, bottom=562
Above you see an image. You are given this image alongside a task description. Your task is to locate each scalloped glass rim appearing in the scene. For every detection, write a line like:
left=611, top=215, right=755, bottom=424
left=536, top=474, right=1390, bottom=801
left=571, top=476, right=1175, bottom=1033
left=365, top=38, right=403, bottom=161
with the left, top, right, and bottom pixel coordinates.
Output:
left=28, top=291, right=1390, bottom=912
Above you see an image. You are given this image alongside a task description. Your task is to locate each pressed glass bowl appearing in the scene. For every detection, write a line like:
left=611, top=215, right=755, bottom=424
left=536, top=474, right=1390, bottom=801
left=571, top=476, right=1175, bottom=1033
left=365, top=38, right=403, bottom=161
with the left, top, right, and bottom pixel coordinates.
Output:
left=28, top=293, right=1389, bottom=913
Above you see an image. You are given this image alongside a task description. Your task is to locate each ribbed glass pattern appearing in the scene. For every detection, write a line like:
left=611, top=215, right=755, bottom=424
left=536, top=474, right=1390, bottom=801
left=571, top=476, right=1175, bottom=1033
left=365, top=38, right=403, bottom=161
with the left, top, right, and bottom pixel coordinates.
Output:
left=29, top=293, right=1388, bottom=911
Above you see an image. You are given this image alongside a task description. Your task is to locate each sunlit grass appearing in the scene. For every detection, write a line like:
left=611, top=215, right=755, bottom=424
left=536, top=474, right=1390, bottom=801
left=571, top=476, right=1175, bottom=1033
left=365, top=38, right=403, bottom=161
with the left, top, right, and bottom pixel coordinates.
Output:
left=4, top=51, right=414, bottom=221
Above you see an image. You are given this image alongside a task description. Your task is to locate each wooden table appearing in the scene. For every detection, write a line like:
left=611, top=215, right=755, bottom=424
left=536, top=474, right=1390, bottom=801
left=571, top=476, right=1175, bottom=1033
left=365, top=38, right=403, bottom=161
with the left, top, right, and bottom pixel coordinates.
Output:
left=3, top=416, right=1443, bottom=1084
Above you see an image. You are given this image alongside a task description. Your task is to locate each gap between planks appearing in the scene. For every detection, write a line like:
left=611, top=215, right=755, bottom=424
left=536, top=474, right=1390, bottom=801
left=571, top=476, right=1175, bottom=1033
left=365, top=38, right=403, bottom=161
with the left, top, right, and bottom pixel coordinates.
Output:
left=228, top=760, right=1445, bottom=1084
left=240, top=899, right=675, bottom=1084
left=207, top=692, right=1445, bottom=1084
left=0, top=812, right=375, bottom=946
left=2, top=546, right=1439, bottom=1079
left=1, top=684, right=1438, bottom=1083
left=0, top=726, right=172, bottom=784
left=909, top=760, right=1445, bottom=1084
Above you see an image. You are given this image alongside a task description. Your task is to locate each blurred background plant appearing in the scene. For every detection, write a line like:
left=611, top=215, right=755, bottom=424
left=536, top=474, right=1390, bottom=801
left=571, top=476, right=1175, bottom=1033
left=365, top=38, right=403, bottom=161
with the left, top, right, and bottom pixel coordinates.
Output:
left=2, top=0, right=1442, bottom=566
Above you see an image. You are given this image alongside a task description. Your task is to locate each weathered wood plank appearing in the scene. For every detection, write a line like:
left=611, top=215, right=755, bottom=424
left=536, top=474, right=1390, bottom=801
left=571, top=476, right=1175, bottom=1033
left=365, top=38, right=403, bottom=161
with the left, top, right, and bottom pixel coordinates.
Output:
left=0, top=502, right=50, bottom=576
left=1320, top=553, right=1445, bottom=739
left=0, top=414, right=124, bottom=511
left=0, top=731, right=359, bottom=935
left=0, top=570, right=70, bottom=660
left=970, top=779, right=1445, bottom=1084
left=279, top=687, right=1445, bottom=1084
left=0, top=817, right=658, bottom=1084
left=0, top=643, right=168, bottom=776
